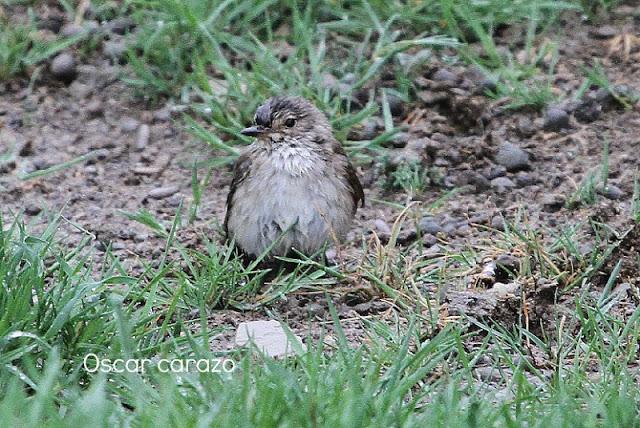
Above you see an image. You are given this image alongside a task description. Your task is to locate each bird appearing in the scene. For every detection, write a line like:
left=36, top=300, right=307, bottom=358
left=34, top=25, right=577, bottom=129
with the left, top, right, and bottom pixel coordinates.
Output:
left=224, top=96, right=364, bottom=259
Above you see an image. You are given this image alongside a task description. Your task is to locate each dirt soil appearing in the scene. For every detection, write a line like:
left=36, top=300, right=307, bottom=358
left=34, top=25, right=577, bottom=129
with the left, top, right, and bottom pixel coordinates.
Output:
left=1, top=4, right=639, bottom=370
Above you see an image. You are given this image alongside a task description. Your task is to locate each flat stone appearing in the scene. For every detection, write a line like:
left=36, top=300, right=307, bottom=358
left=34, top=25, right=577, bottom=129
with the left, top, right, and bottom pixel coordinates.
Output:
left=234, top=320, right=304, bottom=357
left=147, top=185, right=179, bottom=199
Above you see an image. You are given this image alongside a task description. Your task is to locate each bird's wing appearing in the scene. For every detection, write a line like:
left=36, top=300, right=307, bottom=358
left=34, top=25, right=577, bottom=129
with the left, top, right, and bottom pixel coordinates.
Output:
left=333, top=143, right=364, bottom=212
left=224, top=151, right=252, bottom=236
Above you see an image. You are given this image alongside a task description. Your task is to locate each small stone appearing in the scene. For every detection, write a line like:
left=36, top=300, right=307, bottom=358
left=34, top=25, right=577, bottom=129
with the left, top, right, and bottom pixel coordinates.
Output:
left=418, top=217, right=443, bottom=235
left=134, top=233, right=148, bottom=243
left=373, top=219, right=391, bottom=237
left=147, top=186, right=179, bottom=199
left=491, top=216, right=505, bottom=231
left=516, top=117, right=537, bottom=137
left=514, top=171, right=536, bottom=187
left=103, top=37, right=128, bottom=61
left=38, top=16, right=64, bottom=33
left=491, top=177, right=516, bottom=192
left=153, top=108, right=171, bottom=122
left=459, top=170, right=490, bottom=192
left=60, top=23, right=84, bottom=38
left=495, top=254, right=519, bottom=280
left=542, top=194, right=566, bottom=212
left=474, top=367, right=502, bottom=383
left=597, top=184, right=624, bottom=200
left=234, top=320, right=304, bottom=357
left=24, top=203, right=42, bottom=216
left=306, top=303, right=325, bottom=317
left=543, top=107, right=570, bottom=131
left=491, top=282, right=519, bottom=298
left=483, top=165, right=507, bottom=180
left=135, top=124, right=150, bottom=151
left=389, top=132, right=410, bottom=148
left=347, top=117, right=381, bottom=141
left=416, top=90, right=449, bottom=105
left=479, top=78, right=498, bottom=94
left=422, top=234, right=437, bottom=246
left=68, top=81, right=93, bottom=99
left=353, top=302, right=373, bottom=314
left=105, top=17, right=135, bottom=35
left=432, top=68, right=458, bottom=83
left=50, top=52, right=77, bottom=82
left=494, top=142, right=530, bottom=172
left=386, top=93, right=405, bottom=117
left=86, top=99, right=103, bottom=117
left=18, top=140, right=33, bottom=156
left=0, top=157, right=14, bottom=174
left=590, top=25, right=618, bottom=39
left=574, top=98, right=602, bottom=123
left=120, top=117, right=140, bottom=133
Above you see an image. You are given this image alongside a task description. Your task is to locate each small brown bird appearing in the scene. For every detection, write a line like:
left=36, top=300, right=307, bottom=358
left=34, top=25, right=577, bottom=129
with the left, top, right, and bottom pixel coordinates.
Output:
left=224, top=96, right=364, bottom=258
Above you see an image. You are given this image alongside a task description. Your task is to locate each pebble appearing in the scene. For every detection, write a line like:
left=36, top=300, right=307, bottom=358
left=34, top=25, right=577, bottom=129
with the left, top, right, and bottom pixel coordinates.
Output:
left=235, top=320, right=304, bottom=357
left=120, top=117, right=140, bottom=133
left=479, top=78, right=498, bottom=94
left=491, top=176, right=516, bottom=192
left=495, top=254, right=519, bottom=279
left=389, top=132, right=410, bottom=148
left=50, top=52, right=77, bottom=82
left=68, top=81, right=93, bottom=99
left=60, top=23, right=84, bottom=38
left=418, top=216, right=443, bottom=235
left=482, top=165, right=507, bottom=180
left=416, top=90, right=449, bottom=105
left=347, top=117, right=380, bottom=141
left=494, top=142, right=530, bottom=172
left=597, top=184, right=624, bottom=200
left=422, top=234, right=437, bottom=246
left=590, top=25, right=618, bottom=39
left=103, top=37, right=128, bottom=61
left=542, top=194, right=566, bottom=212
left=460, top=170, right=490, bottom=192
left=491, top=282, right=519, bottom=298
left=543, top=107, right=570, bottom=131
left=474, top=367, right=502, bottom=383
left=135, top=124, right=150, bottom=151
left=386, top=93, right=405, bottom=117
left=153, top=108, right=171, bottom=122
left=516, top=117, right=537, bottom=137
left=306, top=303, right=325, bottom=317
left=134, top=233, right=149, bottom=243
left=574, top=98, right=602, bottom=123
left=147, top=186, right=179, bottom=199
left=514, top=171, right=536, bottom=187
left=373, top=219, right=391, bottom=237
left=25, top=204, right=42, bottom=216
left=105, top=17, right=136, bottom=35
left=491, top=216, right=505, bottom=231
left=86, top=99, right=103, bottom=117
left=432, top=68, right=458, bottom=83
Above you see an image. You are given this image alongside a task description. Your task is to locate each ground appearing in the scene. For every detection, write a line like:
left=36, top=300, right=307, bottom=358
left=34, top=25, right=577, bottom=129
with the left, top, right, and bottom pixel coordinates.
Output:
left=1, top=1, right=639, bottom=426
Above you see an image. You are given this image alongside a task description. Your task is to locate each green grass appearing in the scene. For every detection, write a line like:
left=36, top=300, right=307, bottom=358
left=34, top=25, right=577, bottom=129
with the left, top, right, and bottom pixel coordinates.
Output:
left=1, top=212, right=639, bottom=426
left=2, top=0, right=640, bottom=425
left=0, top=18, right=78, bottom=81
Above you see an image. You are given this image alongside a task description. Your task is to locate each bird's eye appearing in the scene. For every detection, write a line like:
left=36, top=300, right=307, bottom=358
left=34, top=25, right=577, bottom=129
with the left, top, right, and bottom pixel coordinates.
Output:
left=284, top=118, right=296, bottom=128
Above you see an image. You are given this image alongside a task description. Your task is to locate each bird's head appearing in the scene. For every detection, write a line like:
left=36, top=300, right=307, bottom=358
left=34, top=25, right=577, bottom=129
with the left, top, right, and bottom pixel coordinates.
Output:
left=241, top=96, right=332, bottom=145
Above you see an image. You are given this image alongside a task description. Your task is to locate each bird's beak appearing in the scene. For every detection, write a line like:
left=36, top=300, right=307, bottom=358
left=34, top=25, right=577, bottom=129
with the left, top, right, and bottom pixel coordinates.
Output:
left=240, top=126, right=266, bottom=137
